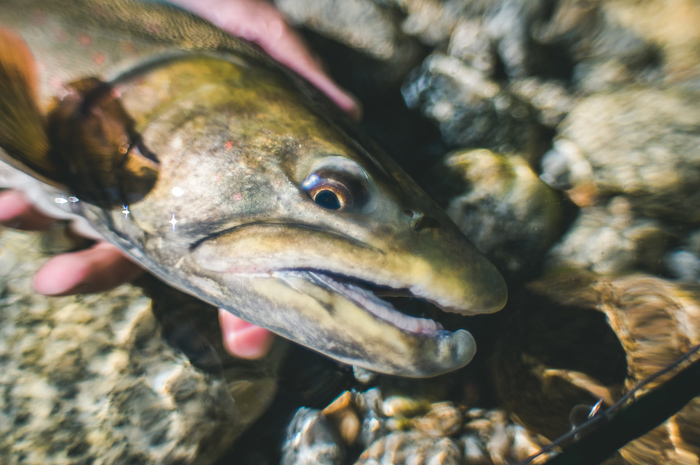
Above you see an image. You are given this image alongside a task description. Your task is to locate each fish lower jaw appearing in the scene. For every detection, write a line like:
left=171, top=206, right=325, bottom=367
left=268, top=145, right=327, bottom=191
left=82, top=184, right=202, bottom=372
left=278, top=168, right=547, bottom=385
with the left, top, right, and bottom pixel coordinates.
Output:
left=275, top=269, right=445, bottom=336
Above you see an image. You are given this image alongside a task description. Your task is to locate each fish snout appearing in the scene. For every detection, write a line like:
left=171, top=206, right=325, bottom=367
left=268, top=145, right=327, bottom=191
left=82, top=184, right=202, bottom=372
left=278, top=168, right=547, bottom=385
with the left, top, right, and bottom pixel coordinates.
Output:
left=397, top=215, right=507, bottom=316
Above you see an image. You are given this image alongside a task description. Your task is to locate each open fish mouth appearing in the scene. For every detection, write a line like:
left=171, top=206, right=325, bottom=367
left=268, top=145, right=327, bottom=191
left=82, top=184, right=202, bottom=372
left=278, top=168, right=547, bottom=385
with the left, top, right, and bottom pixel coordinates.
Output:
left=186, top=221, right=499, bottom=376
left=274, top=269, right=445, bottom=336
left=250, top=267, right=479, bottom=377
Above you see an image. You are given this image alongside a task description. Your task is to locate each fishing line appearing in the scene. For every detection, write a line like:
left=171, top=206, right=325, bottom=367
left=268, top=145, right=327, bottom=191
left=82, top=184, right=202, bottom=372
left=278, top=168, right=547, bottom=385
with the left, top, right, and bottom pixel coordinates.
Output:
left=517, top=342, right=700, bottom=465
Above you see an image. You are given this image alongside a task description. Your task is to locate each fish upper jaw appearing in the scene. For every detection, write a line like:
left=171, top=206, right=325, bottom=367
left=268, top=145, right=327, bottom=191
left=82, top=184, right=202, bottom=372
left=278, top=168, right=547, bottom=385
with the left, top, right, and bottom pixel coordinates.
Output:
left=189, top=221, right=507, bottom=315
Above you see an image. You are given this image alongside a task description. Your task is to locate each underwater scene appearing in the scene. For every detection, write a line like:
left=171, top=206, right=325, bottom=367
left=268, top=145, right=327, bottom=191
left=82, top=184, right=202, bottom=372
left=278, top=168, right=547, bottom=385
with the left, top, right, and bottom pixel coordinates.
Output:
left=1, top=0, right=699, bottom=463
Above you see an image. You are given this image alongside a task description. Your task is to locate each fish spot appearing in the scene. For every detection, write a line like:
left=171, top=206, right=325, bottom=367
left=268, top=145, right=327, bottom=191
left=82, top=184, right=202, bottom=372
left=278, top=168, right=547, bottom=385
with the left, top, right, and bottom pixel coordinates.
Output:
left=225, top=140, right=234, bottom=150
left=150, top=368, right=177, bottom=393
left=122, top=41, right=137, bottom=53
left=92, top=52, right=106, bottom=66
left=77, top=33, right=91, bottom=47
left=13, top=411, right=30, bottom=427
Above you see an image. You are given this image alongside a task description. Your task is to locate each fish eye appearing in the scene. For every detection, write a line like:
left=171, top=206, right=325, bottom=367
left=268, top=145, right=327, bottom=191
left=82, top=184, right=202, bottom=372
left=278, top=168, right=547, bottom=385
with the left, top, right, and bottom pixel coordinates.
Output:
left=303, top=175, right=352, bottom=210
left=302, top=158, right=371, bottom=212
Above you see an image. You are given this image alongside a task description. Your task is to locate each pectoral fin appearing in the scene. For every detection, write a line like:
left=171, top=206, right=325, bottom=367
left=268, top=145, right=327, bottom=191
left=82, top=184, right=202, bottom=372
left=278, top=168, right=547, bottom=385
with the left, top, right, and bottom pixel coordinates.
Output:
left=0, top=27, right=57, bottom=186
left=47, top=77, right=159, bottom=207
left=0, top=27, right=159, bottom=207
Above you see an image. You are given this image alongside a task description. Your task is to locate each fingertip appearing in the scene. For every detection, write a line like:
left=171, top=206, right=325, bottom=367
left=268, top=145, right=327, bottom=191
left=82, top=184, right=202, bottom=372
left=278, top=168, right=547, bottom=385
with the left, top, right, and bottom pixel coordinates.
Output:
left=0, top=190, right=27, bottom=221
left=33, top=252, right=91, bottom=295
left=339, top=91, right=363, bottom=122
left=219, top=309, right=275, bottom=359
left=0, top=189, right=55, bottom=230
left=296, top=70, right=363, bottom=121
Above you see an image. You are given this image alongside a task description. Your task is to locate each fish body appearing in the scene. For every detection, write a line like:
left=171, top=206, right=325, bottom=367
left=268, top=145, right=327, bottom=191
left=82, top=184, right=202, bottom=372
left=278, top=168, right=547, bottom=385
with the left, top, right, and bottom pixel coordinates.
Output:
left=0, top=0, right=506, bottom=377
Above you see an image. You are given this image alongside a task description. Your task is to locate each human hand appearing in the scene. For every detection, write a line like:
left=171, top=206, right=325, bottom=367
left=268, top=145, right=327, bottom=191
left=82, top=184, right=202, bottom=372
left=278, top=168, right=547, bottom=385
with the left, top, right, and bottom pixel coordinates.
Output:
left=168, top=0, right=361, bottom=121
left=0, top=0, right=360, bottom=360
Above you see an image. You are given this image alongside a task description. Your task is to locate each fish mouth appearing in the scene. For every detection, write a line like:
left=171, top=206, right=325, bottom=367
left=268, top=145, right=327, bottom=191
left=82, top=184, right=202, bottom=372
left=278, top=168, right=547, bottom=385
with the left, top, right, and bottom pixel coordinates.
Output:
left=274, top=269, right=445, bottom=336
left=259, top=267, right=478, bottom=377
left=188, top=221, right=501, bottom=375
left=210, top=264, right=477, bottom=376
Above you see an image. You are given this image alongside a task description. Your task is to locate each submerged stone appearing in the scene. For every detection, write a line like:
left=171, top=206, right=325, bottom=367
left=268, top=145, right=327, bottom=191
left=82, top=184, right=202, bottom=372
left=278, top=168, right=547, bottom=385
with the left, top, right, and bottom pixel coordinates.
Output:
left=542, top=87, right=700, bottom=222
left=444, top=149, right=562, bottom=280
left=0, top=228, right=281, bottom=465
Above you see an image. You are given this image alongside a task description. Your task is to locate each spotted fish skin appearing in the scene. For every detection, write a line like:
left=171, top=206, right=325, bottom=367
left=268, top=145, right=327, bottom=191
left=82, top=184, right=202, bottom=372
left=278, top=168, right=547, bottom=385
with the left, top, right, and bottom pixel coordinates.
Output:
left=0, top=0, right=506, bottom=377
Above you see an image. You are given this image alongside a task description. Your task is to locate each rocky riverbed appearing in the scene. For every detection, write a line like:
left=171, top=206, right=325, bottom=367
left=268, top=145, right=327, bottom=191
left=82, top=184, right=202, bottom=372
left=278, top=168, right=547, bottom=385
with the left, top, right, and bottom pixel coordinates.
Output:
left=0, top=228, right=283, bottom=464
left=3, top=0, right=700, bottom=464
left=269, top=0, right=700, bottom=464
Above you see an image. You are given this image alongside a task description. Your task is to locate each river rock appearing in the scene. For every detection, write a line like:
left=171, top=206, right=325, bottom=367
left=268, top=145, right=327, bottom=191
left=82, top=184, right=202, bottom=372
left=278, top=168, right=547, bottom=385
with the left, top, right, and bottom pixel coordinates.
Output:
left=281, top=407, right=345, bottom=465
left=402, top=54, right=541, bottom=156
left=533, top=0, right=660, bottom=91
left=541, top=86, right=700, bottom=222
left=356, top=431, right=462, bottom=465
left=509, top=77, right=575, bottom=128
left=461, top=408, right=548, bottom=465
left=282, top=383, right=546, bottom=465
left=380, top=0, right=472, bottom=47
left=545, top=197, right=670, bottom=275
left=444, top=149, right=562, bottom=279
left=0, top=228, right=282, bottom=465
left=593, top=0, right=700, bottom=85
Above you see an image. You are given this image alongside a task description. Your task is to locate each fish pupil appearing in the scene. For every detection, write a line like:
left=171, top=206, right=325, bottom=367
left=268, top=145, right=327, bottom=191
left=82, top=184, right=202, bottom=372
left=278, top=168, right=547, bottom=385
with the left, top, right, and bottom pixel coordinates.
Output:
left=314, top=190, right=341, bottom=210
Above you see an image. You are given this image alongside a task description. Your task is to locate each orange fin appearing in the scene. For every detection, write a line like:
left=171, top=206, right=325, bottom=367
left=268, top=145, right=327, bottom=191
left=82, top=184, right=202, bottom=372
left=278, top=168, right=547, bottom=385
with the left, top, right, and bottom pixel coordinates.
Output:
left=0, top=27, right=57, bottom=185
left=47, top=77, right=159, bottom=207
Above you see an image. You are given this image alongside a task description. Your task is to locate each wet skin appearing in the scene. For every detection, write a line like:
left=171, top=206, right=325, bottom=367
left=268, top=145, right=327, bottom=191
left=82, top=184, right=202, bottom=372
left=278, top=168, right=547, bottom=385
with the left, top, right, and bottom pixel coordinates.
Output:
left=0, top=0, right=506, bottom=377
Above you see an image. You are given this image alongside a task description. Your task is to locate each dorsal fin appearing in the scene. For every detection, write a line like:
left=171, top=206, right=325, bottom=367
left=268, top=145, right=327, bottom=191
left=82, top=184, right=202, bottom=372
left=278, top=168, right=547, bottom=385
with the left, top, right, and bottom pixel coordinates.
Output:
left=0, top=27, right=58, bottom=186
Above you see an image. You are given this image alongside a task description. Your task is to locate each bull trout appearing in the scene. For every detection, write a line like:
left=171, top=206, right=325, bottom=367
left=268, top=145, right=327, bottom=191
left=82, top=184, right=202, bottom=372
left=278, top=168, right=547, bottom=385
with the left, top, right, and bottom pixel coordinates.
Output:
left=0, top=0, right=506, bottom=377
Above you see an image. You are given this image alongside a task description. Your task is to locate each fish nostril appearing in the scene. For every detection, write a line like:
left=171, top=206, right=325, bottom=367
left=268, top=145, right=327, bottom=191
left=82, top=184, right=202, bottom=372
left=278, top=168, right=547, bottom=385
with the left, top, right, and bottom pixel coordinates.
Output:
left=407, top=211, right=441, bottom=231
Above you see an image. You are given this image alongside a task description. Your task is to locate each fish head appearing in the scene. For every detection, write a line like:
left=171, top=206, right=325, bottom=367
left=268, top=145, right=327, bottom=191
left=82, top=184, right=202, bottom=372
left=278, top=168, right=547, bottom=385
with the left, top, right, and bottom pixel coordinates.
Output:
left=0, top=44, right=507, bottom=377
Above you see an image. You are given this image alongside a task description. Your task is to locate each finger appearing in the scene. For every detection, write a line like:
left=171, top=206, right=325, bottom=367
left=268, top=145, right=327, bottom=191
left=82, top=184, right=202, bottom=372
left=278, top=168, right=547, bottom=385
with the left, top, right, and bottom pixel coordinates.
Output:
left=33, top=241, right=143, bottom=295
left=260, top=23, right=363, bottom=121
left=218, top=309, right=276, bottom=359
left=169, top=0, right=362, bottom=120
left=0, top=189, right=56, bottom=230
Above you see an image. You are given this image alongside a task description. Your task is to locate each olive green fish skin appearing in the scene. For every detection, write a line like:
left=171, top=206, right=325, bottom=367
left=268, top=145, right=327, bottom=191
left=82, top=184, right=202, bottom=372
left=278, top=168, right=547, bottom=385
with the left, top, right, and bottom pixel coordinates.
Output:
left=0, top=0, right=506, bottom=376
